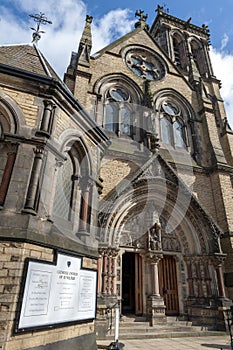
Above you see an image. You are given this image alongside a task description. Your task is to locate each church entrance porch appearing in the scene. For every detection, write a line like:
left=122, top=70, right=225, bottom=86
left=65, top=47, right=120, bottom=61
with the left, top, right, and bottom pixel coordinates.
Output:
left=96, top=245, right=230, bottom=338
left=120, top=250, right=179, bottom=322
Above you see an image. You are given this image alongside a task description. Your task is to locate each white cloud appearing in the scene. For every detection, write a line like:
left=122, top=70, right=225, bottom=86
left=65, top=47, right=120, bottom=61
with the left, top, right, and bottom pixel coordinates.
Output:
left=0, top=0, right=232, bottom=129
left=0, top=1, right=134, bottom=79
left=92, top=9, right=134, bottom=52
left=210, top=47, right=233, bottom=127
left=220, top=33, right=229, bottom=50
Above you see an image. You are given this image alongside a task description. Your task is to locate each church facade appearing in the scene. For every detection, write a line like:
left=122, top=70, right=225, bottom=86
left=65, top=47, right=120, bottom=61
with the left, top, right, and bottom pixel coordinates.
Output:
left=1, top=6, right=233, bottom=350
left=64, top=7, right=233, bottom=333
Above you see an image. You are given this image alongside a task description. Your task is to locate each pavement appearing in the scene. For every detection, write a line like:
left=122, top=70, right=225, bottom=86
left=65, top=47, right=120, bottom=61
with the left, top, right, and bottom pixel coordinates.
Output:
left=97, top=335, right=231, bottom=349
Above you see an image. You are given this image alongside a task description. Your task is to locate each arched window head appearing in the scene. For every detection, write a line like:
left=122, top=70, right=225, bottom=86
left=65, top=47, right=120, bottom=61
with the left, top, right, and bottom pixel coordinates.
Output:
left=104, top=87, right=133, bottom=137
left=159, top=100, right=187, bottom=149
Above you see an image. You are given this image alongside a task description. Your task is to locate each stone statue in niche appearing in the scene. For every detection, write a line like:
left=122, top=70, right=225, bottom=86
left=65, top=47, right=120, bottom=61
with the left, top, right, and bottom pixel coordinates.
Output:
left=148, top=222, right=162, bottom=251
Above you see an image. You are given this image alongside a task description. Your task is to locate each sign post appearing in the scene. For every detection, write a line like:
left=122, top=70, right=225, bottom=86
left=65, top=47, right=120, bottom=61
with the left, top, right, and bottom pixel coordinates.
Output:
left=114, top=306, right=119, bottom=343
left=108, top=304, right=124, bottom=350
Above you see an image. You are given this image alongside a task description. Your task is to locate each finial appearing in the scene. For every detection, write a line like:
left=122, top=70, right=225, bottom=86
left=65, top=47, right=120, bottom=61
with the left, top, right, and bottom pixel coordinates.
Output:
left=86, top=15, right=93, bottom=24
left=135, top=10, right=149, bottom=30
left=29, top=12, right=52, bottom=45
left=156, top=4, right=169, bottom=14
left=184, top=17, right=192, bottom=29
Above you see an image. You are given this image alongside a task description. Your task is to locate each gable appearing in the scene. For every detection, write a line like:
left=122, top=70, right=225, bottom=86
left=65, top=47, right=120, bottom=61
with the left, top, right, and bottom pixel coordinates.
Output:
left=90, top=28, right=193, bottom=96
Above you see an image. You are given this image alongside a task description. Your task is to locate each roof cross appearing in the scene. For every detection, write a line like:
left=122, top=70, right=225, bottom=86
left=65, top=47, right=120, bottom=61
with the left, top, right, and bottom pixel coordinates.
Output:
left=135, top=9, right=149, bottom=30
left=156, top=4, right=170, bottom=14
left=135, top=9, right=148, bottom=23
left=29, top=12, right=52, bottom=44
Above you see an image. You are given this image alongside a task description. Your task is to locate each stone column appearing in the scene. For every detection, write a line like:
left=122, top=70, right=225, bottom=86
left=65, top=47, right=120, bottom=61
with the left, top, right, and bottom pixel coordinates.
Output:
left=107, top=253, right=112, bottom=295
left=102, top=251, right=108, bottom=295
left=0, top=143, right=17, bottom=207
left=97, top=252, right=103, bottom=295
left=111, top=250, right=118, bottom=295
left=151, top=257, right=160, bottom=296
left=36, top=100, right=56, bottom=138
left=146, top=252, right=166, bottom=326
left=112, top=257, right=116, bottom=295
left=23, top=146, right=46, bottom=215
left=213, top=253, right=227, bottom=298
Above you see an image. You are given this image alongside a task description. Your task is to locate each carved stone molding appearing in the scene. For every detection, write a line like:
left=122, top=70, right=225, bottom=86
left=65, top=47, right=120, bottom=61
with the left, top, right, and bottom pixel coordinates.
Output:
left=146, top=252, right=163, bottom=264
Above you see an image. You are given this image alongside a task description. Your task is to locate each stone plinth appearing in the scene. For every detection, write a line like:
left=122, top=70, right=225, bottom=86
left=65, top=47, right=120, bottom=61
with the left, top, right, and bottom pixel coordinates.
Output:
left=147, top=295, right=166, bottom=326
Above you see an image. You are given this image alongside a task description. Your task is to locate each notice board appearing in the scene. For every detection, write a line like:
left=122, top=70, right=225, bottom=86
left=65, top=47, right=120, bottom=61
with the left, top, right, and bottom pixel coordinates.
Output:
left=16, top=252, right=97, bottom=331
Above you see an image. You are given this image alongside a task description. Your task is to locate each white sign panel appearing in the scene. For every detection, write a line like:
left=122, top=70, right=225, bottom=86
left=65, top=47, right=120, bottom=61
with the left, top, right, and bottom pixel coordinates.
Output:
left=18, top=253, right=97, bottom=330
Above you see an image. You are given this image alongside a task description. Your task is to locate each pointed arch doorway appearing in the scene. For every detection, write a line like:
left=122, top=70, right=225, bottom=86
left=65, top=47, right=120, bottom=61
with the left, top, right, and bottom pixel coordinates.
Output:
left=121, top=252, right=143, bottom=315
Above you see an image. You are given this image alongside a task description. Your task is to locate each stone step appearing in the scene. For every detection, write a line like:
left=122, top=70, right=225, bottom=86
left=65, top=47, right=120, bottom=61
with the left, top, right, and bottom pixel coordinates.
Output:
left=119, top=320, right=193, bottom=327
left=101, top=315, right=225, bottom=341
left=105, top=330, right=227, bottom=340
left=119, top=326, right=201, bottom=334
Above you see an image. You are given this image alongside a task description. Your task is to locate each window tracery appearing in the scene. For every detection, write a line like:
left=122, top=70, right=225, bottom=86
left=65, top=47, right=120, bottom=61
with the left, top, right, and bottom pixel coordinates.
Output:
left=124, top=48, right=166, bottom=81
left=160, top=100, right=186, bottom=148
left=104, top=87, right=133, bottom=137
left=157, top=97, right=191, bottom=149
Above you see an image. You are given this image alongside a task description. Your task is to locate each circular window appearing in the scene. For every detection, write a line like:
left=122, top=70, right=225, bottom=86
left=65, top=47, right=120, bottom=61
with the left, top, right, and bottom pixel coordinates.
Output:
left=124, top=48, right=166, bottom=81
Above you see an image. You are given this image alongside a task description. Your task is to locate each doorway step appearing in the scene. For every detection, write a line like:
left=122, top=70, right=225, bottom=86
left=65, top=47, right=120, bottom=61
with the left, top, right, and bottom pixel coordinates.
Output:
left=103, top=315, right=226, bottom=340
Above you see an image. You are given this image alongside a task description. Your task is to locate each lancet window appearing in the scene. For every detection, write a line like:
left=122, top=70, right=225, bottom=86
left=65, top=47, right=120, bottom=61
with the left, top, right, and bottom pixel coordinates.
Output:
left=172, top=33, right=188, bottom=70
left=104, top=87, right=133, bottom=137
left=159, top=100, right=187, bottom=148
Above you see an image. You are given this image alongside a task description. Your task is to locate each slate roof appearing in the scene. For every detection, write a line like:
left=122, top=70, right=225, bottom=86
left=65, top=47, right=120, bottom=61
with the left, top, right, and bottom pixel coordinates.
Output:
left=0, top=43, right=60, bottom=81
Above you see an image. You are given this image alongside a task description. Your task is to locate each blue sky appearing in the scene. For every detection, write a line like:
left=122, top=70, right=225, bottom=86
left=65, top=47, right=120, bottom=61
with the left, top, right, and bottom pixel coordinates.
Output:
left=86, top=0, right=233, bottom=49
left=0, top=0, right=233, bottom=124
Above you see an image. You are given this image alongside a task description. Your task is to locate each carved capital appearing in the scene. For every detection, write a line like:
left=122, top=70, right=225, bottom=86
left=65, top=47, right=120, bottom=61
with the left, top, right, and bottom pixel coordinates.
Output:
left=146, top=252, right=163, bottom=264
left=33, top=146, right=45, bottom=158
left=43, top=99, right=56, bottom=112
left=212, top=253, right=227, bottom=268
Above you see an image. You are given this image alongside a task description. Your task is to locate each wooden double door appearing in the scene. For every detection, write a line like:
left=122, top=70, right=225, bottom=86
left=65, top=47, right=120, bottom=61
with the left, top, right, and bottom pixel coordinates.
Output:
left=122, top=252, right=143, bottom=315
left=121, top=252, right=179, bottom=316
left=159, top=255, right=179, bottom=315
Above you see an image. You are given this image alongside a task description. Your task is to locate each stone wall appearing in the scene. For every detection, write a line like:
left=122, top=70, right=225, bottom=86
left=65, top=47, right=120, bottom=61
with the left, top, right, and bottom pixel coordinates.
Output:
left=0, top=241, right=97, bottom=350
